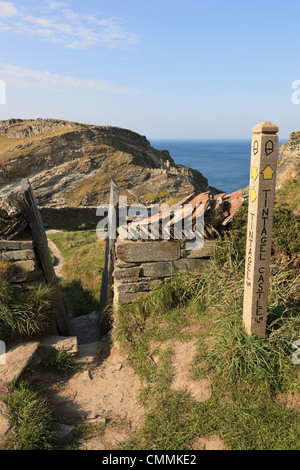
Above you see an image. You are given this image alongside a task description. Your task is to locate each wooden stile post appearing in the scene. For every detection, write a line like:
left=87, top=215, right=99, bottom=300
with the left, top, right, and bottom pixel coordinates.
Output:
left=99, top=180, right=119, bottom=331
left=243, top=121, right=279, bottom=337
left=21, top=179, right=69, bottom=336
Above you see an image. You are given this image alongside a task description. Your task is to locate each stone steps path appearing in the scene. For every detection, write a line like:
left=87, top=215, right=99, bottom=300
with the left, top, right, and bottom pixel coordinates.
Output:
left=0, top=336, right=105, bottom=388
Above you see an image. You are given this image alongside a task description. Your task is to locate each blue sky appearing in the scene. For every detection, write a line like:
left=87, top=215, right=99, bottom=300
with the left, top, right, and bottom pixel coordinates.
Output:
left=0, top=0, right=299, bottom=139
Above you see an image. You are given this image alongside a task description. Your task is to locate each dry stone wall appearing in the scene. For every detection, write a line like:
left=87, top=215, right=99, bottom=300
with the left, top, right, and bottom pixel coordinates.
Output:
left=0, top=239, right=46, bottom=290
left=113, top=239, right=215, bottom=305
left=0, top=180, right=69, bottom=335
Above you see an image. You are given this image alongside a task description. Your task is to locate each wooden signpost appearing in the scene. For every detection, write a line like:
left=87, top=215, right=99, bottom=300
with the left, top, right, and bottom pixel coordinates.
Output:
left=243, top=121, right=279, bottom=337
left=21, top=179, right=69, bottom=335
left=99, top=180, right=119, bottom=334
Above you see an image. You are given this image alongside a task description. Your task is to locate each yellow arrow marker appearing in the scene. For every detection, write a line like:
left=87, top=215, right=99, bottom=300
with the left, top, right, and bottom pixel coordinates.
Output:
left=252, top=167, right=258, bottom=181
left=250, top=189, right=257, bottom=202
left=262, top=165, right=275, bottom=180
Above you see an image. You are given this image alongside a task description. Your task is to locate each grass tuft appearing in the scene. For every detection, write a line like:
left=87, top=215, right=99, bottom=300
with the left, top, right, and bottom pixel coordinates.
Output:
left=44, top=349, right=77, bottom=376
left=2, top=381, right=55, bottom=450
left=0, top=285, right=56, bottom=344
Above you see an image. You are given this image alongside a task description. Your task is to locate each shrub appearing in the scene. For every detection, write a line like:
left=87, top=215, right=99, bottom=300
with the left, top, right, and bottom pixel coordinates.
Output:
left=273, top=204, right=300, bottom=257
left=214, top=197, right=300, bottom=267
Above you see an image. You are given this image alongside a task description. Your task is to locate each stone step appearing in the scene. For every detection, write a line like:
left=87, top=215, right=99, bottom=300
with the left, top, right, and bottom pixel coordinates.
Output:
left=75, top=342, right=105, bottom=364
left=0, top=333, right=102, bottom=385
left=0, top=341, right=39, bottom=385
left=40, top=336, right=78, bottom=356
left=1, top=249, right=36, bottom=262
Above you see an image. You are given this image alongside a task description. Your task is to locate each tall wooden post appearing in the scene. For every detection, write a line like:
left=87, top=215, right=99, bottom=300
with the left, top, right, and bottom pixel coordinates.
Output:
left=99, top=180, right=119, bottom=335
left=21, top=179, right=69, bottom=336
left=243, top=121, right=279, bottom=337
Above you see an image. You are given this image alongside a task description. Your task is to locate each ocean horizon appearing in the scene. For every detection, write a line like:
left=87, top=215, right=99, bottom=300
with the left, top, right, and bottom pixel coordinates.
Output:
left=151, top=139, right=287, bottom=194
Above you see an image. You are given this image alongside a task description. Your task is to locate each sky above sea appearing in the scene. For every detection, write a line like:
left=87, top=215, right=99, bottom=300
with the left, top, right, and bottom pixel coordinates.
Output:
left=0, top=0, right=298, bottom=139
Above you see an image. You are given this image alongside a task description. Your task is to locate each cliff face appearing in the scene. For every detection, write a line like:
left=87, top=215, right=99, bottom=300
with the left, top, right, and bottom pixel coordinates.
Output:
left=277, top=132, right=300, bottom=187
left=0, top=119, right=210, bottom=208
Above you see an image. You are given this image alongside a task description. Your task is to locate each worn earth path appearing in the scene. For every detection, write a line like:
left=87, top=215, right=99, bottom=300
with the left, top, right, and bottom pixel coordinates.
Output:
left=46, top=229, right=65, bottom=279
left=32, top=235, right=227, bottom=450
left=44, top=232, right=145, bottom=449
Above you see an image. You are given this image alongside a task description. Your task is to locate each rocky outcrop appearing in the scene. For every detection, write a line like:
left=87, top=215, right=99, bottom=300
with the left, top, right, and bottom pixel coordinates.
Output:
left=0, top=119, right=211, bottom=208
left=277, top=132, right=300, bottom=187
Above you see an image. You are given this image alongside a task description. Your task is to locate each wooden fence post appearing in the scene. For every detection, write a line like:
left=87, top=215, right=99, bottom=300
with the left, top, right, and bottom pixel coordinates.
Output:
left=243, top=121, right=279, bottom=337
left=99, top=180, right=119, bottom=333
left=21, top=179, right=69, bottom=336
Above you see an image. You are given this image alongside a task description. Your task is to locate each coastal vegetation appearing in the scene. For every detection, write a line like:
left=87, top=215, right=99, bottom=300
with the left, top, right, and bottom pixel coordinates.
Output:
left=1, top=381, right=56, bottom=450
left=47, top=230, right=106, bottom=316
left=113, top=179, right=299, bottom=450
left=0, top=259, right=56, bottom=344
left=0, top=179, right=299, bottom=450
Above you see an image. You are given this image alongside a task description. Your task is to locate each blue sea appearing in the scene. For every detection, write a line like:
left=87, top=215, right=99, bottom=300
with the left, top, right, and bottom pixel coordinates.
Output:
left=151, top=140, right=286, bottom=194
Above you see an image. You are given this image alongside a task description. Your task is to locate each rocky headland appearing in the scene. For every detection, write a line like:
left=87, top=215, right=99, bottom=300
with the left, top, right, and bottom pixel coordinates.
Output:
left=277, top=131, right=300, bottom=187
left=0, top=119, right=211, bottom=208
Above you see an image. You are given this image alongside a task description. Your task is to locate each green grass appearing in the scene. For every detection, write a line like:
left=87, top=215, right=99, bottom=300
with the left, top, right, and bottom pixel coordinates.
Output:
left=116, top=259, right=299, bottom=389
left=197, top=264, right=300, bottom=394
left=48, top=231, right=99, bottom=262
left=2, top=381, right=55, bottom=450
left=43, top=349, right=77, bottom=376
left=114, top=192, right=300, bottom=450
left=0, top=260, right=56, bottom=344
left=47, top=230, right=106, bottom=316
left=115, top=258, right=300, bottom=450
left=2, top=179, right=295, bottom=450
left=124, top=392, right=300, bottom=451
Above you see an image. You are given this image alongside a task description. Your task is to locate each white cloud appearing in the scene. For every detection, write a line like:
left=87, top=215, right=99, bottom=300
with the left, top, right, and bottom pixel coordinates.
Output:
left=46, top=1, right=69, bottom=10
left=0, top=63, right=142, bottom=95
left=0, top=1, right=140, bottom=49
left=0, top=1, right=18, bottom=18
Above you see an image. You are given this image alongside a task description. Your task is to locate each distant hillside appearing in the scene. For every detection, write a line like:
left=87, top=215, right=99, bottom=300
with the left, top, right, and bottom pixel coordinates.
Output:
left=278, top=132, right=300, bottom=187
left=0, top=119, right=211, bottom=208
